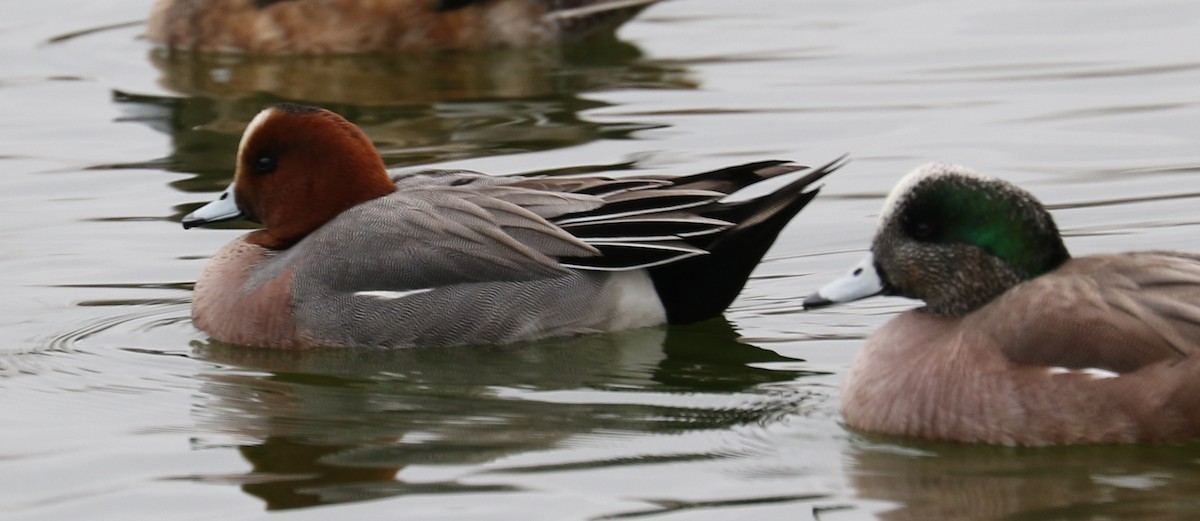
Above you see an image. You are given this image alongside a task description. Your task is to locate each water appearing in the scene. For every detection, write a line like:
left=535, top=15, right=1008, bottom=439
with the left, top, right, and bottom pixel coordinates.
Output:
left=2, top=0, right=1199, bottom=519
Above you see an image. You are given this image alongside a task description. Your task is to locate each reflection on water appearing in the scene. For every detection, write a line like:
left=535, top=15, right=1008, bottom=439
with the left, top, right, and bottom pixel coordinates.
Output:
left=192, top=320, right=814, bottom=510
left=148, top=39, right=691, bottom=105
left=847, top=437, right=1200, bottom=520
left=116, top=40, right=696, bottom=203
left=4, top=0, right=1200, bottom=518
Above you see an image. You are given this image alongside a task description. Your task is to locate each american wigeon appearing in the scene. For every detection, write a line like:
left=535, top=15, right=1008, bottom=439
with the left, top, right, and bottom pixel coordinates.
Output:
left=147, top=0, right=662, bottom=54
left=182, top=103, right=845, bottom=348
left=805, top=163, right=1200, bottom=445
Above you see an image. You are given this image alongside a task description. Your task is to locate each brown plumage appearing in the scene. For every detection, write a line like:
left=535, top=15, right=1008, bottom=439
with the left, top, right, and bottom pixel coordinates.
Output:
left=806, top=163, right=1200, bottom=445
left=147, top=0, right=663, bottom=54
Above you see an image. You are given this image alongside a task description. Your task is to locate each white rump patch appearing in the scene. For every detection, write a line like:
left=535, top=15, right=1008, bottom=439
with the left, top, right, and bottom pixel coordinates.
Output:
left=354, top=289, right=434, bottom=300
left=1047, top=367, right=1120, bottom=380
left=596, top=270, right=667, bottom=331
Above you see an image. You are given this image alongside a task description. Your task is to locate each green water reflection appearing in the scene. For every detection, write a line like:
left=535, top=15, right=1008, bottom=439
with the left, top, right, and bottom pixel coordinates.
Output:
left=847, top=437, right=1200, bottom=520
left=115, top=39, right=695, bottom=198
left=192, top=320, right=810, bottom=510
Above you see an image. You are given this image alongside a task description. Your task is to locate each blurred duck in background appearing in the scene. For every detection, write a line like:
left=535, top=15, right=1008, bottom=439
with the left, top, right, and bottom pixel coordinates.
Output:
left=147, top=0, right=664, bottom=54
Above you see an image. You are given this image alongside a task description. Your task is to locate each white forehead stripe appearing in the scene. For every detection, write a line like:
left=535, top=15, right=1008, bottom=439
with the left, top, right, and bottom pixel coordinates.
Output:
left=876, top=163, right=986, bottom=233
left=236, top=107, right=276, bottom=169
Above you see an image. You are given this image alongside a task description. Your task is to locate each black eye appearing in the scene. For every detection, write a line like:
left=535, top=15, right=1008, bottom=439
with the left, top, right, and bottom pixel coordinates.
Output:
left=255, top=154, right=277, bottom=174
left=911, top=221, right=934, bottom=239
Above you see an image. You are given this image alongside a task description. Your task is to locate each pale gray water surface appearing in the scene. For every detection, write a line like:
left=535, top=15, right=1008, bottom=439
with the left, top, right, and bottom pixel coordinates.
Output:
left=2, top=0, right=1200, bottom=519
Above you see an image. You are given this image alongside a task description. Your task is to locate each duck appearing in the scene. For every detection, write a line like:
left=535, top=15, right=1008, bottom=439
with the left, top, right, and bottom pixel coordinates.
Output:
left=804, top=163, right=1200, bottom=445
left=182, top=103, right=845, bottom=349
left=147, top=0, right=663, bottom=54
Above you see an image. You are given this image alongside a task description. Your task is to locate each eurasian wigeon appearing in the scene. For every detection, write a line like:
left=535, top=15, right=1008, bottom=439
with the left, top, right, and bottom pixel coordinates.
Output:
left=147, top=0, right=663, bottom=54
left=805, top=163, right=1200, bottom=445
left=183, top=103, right=845, bottom=349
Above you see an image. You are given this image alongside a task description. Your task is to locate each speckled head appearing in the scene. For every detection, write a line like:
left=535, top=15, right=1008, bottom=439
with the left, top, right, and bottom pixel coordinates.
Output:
left=870, top=163, right=1071, bottom=314
left=805, top=163, right=1071, bottom=315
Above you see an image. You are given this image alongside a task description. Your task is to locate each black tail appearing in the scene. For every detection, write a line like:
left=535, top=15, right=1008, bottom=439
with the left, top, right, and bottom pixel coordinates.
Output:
left=649, top=156, right=847, bottom=323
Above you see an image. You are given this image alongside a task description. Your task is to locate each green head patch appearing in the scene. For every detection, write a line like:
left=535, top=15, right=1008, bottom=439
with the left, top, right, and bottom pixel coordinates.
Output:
left=899, top=174, right=1069, bottom=280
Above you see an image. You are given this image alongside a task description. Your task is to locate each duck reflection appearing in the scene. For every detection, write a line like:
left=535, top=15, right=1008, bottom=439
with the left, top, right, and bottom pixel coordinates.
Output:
left=118, top=40, right=695, bottom=199
left=192, top=320, right=808, bottom=510
left=148, top=39, right=683, bottom=105
left=846, top=436, right=1200, bottom=520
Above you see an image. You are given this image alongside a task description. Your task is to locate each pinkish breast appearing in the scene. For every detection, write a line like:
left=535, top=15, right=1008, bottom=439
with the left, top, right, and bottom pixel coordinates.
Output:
left=192, top=236, right=305, bottom=348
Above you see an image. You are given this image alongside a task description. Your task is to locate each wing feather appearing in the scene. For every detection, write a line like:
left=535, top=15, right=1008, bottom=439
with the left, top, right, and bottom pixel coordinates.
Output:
left=995, top=253, right=1200, bottom=372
